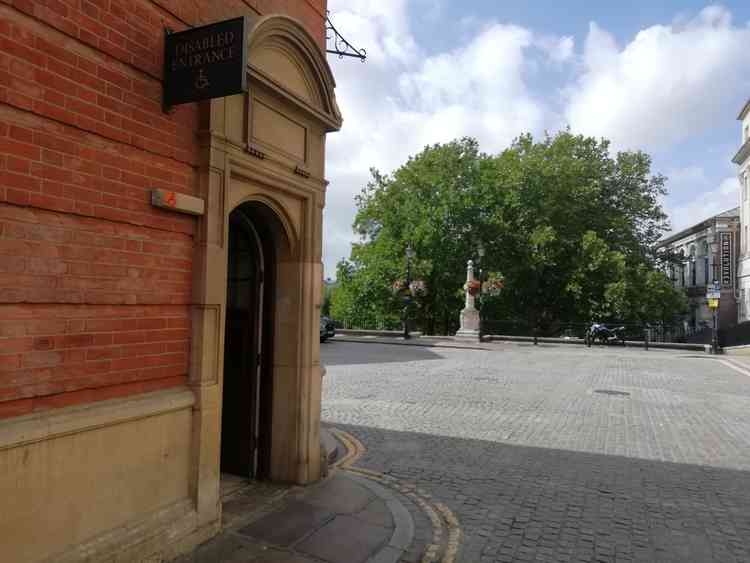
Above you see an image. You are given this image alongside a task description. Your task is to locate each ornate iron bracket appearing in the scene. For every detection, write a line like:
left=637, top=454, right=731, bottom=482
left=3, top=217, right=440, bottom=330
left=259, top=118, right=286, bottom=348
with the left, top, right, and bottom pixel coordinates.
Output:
left=326, top=13, right=366, bottom=62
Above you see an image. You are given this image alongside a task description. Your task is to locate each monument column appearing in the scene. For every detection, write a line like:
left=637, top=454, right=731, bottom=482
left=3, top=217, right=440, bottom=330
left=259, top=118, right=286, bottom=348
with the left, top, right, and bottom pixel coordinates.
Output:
left=456, top=260, right=480, bottom=338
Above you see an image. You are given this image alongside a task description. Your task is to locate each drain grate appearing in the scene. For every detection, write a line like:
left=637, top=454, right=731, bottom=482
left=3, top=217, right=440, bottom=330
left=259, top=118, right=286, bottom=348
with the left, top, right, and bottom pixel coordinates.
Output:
left=594, top=389, right=630, bottom=397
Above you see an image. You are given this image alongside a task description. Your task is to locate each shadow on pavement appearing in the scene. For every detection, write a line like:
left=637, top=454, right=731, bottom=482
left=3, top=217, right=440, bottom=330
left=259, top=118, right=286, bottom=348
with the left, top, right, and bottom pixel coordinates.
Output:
left=328, top=423, right=750, bottom=563
left=321, top=340, right=445, bottom=366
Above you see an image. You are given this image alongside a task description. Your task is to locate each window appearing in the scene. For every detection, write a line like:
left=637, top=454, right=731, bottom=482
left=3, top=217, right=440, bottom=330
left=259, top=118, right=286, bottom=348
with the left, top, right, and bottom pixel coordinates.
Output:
left=704, top=256, right=709, bottom=285
left=703, top=241, right=710, bottom=285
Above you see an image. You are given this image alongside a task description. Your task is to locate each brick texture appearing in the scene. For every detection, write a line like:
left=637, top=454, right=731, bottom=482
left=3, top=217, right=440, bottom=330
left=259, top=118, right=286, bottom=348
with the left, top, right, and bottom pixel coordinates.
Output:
left=0, top=0, right=327, bottom=418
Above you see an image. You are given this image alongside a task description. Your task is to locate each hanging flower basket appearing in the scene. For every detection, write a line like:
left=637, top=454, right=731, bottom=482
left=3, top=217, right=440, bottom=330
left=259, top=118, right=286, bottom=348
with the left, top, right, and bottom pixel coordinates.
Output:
left=392, top=279, right=409, bottom=295
left=482, top=276, right=504, bottom=297
left=393, top=279, right=427, bottom=297
left=464, top=279, right=481, bottom=296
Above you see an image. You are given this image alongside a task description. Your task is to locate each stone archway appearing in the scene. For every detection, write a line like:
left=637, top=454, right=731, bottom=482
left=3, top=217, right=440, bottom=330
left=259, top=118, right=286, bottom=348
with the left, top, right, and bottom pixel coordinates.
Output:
left=187, top=13, right=342, bottom=532
left=221, top=203, right=276, bottom=483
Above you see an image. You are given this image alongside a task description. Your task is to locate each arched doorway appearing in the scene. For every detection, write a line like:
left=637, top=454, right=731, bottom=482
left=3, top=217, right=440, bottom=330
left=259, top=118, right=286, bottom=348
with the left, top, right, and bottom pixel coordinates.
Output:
left=221, top=204, right=275, bottom=480
left=188, top=15, right=344, bottom=528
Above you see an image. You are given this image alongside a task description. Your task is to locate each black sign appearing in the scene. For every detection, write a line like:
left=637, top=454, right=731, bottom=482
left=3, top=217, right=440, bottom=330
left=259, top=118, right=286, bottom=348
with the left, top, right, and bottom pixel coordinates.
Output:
left=164, top=17, right=247, bottom=107
left=721, top=232, right=732, bottom=286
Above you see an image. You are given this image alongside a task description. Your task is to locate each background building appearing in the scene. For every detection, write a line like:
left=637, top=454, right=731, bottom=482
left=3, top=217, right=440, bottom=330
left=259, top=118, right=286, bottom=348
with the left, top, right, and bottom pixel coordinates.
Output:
left=656, top=208, right=739, bottom=334
left=734, top=98, right=750, bottom=323
left=0, top=2, right=341, bottom=562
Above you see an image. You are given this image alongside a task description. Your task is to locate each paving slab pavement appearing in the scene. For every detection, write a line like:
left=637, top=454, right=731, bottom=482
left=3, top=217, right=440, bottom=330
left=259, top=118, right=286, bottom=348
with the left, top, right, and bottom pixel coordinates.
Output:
left=175, top=469, right=420, bottom=563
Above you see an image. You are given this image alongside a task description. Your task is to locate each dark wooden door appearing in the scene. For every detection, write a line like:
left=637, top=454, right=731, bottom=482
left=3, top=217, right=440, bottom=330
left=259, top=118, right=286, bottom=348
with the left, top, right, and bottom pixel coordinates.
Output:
left=221, top=213, right=264, bottom=478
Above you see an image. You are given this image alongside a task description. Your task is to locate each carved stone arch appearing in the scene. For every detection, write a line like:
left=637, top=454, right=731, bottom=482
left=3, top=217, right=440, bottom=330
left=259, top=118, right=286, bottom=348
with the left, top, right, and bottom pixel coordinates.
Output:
left=231, top=193, right=299, bottom=259
left=247, top=15, right=342, bottom=131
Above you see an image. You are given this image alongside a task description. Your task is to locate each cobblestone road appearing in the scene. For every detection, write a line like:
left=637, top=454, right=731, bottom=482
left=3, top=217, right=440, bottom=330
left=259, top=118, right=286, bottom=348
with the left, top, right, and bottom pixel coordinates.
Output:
left=321, top=342, right=750, bottom=563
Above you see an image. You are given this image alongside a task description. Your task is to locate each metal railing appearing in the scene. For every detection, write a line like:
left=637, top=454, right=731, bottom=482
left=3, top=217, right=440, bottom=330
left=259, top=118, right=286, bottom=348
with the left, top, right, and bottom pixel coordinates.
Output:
left=333, top=318, right=404, bottom=332
left=480, top=320, right=690, bottom=344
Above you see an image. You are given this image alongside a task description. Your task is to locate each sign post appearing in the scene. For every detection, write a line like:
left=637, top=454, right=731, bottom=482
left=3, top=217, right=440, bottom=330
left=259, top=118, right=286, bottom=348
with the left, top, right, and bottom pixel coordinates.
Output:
left=163, top=17, right=248, bottom=109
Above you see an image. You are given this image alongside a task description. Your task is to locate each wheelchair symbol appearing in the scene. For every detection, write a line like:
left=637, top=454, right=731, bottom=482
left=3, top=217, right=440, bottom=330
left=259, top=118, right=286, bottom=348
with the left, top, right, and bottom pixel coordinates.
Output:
left=195, top=69, right=210, bottom=90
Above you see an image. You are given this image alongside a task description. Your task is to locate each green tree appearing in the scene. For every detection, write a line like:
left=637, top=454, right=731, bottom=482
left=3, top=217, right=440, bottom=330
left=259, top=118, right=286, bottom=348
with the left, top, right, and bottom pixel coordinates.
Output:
left=486, top=132, right=676, bottom=330
left=335, top=138, right=492, bottom=334
left=333, top=132, right=685, bottom=334
left=330, top=252, right=402, bottom=330
left=321, top=282, right=333, bottom=318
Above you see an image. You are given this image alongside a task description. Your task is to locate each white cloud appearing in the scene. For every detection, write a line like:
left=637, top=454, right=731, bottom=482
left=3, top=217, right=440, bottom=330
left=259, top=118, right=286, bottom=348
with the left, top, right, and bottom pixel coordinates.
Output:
left=328, top=0, right=419, bottom=67
left=538, top=35, right=575, bottom=63
left=667, top=165, right=711, bottom=193
left=322, top=4, right=749, bottom=278
left=323, top=1, right=569, bottom=276
left=667, top=172, right=739, bottom=233
left=719, top=176, right=740, bottom=196
left=565, top=6, right=750, bottom=151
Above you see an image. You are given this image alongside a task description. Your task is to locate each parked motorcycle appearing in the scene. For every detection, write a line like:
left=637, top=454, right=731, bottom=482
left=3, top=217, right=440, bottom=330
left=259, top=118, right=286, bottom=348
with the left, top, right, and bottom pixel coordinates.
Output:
left=586, top=323, right=626, bottom=345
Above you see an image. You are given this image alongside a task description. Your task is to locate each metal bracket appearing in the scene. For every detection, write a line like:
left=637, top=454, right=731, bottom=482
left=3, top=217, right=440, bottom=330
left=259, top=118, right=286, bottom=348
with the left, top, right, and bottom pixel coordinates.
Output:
left=325, top=13, right=366, bottom=62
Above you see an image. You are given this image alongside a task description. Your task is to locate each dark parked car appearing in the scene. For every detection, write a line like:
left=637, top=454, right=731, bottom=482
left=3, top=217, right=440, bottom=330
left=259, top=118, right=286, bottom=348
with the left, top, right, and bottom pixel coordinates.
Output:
left=320, top=317, right=328, bottom=343
left=322, top=316, right=335, bottom=338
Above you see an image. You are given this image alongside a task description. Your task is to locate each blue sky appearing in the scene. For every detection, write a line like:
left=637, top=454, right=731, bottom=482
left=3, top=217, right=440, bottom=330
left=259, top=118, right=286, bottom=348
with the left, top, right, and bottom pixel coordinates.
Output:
left=323, top=1, right=750, bottom=278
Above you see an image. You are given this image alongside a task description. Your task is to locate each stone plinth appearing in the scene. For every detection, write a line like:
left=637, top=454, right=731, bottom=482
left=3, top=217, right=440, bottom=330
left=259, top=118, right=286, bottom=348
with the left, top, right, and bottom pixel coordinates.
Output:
left=456, top=308, right=480, bottom=338
left=456, top=259, right=480, bottom=338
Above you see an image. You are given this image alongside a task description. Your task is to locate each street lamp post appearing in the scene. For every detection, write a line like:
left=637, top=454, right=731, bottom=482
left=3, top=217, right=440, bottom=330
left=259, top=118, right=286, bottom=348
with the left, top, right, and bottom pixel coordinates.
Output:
left=477, top=242, right=485, bottom=342
left=403, top=244, right=415, bottom=340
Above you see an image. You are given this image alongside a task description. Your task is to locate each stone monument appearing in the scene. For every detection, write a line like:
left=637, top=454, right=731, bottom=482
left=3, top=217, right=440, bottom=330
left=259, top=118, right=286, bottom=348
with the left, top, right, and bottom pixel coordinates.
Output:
left=456, top=259, right=480, bottom=338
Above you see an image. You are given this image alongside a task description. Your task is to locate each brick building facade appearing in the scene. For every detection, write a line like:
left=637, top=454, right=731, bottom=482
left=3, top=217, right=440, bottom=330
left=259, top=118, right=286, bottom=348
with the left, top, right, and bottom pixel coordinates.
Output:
left=0, top=1, right=341, bottom=561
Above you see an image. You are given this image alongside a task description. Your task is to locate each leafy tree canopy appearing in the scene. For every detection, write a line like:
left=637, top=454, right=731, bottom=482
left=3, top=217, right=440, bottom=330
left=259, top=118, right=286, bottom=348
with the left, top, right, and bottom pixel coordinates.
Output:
left=331, top=132, right=687, bottom=334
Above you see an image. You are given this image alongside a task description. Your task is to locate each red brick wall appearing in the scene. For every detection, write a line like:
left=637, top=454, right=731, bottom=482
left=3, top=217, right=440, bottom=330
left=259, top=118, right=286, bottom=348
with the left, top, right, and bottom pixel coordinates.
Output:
left=0, top=0, right=327, bottom=419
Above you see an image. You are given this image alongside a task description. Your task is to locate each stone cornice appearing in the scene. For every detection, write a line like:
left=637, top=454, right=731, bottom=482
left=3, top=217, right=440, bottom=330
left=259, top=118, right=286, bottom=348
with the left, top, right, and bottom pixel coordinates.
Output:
left=733, top=138, right=750, bottom=165
left=657, top=212, right=739, bottom=248
left=738, top=97, right=750, bottom=120
left=0, top=388, right=194, bottom=451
